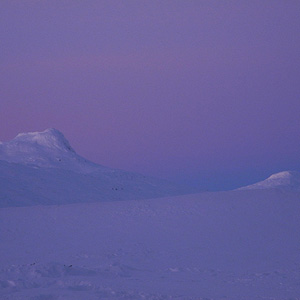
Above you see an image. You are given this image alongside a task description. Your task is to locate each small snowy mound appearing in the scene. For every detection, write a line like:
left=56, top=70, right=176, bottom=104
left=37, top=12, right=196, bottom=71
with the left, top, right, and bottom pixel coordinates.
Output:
left=0, top=128, right=101, bottom=173
left=238, top=171, right=300, bottom=191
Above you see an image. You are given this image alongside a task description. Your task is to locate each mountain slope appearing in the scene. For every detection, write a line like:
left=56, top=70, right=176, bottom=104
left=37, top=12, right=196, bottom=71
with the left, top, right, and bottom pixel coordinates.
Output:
left=0, top=129, right=191, bottom=207
left=238, top=170, right=300, bottom=191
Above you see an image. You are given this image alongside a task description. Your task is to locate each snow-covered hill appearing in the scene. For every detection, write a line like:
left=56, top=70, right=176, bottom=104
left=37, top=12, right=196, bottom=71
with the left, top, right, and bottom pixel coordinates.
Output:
left=0, top=129, right=191, bottom=207
left=0, top=128, right=111, bottom=173
left=238, top=171, right=300, bottom=191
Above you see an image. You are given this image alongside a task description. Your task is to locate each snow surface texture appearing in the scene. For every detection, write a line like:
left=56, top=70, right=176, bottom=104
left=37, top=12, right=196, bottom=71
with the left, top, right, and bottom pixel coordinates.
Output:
left=238, top=171, right=300, bottom=191
left=1, top=190, right=300, bottom=299
left=0, top=129, right=191, bottom=207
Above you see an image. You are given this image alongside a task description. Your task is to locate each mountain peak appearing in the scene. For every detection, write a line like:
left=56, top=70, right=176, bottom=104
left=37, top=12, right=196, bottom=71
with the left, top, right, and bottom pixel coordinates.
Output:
left=0, top=128, right=100, bottom=173
left=13, top=128, right=74, bottom=152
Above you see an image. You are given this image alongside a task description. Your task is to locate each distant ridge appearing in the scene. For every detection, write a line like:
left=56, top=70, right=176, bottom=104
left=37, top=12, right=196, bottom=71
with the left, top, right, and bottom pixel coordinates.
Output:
left=238, top=171, right=300, bottom=191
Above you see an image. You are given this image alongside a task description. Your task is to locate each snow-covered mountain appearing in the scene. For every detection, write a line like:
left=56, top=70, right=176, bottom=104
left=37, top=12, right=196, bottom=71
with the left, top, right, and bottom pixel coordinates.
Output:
left=0, top=128, right=107, bottom=173
left=0, top=129, right=191, bottom=207
left=238, top=170, right=300, bottom=191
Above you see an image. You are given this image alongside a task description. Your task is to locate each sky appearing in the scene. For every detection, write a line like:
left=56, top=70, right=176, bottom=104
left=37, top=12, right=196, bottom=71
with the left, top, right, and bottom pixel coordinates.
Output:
left=1, top=0, right=300, bottom=190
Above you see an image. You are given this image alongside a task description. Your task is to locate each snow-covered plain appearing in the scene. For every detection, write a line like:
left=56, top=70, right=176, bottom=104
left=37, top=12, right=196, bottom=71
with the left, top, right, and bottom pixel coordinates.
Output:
left=1, top=190, right=300, bottom=299
left=1, top=129, right=300, bottom=299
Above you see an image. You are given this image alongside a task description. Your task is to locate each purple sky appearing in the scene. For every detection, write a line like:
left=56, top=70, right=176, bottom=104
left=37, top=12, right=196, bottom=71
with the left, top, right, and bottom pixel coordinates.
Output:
left=1, top=1, right=300, bottom=190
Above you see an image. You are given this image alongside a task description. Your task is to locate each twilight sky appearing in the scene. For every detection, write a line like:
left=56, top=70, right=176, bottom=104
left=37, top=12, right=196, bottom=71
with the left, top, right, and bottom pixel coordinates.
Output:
left=1, top=1, right=300, bottom=190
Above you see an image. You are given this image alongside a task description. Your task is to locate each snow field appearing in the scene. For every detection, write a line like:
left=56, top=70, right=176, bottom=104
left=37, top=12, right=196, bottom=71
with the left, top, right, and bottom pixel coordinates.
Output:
left=1, top=190, right=300, bottom=299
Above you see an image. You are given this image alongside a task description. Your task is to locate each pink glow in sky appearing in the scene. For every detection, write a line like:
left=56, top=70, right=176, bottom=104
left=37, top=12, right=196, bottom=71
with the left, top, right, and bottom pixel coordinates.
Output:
left=1, top=1, right=300, bottom=190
